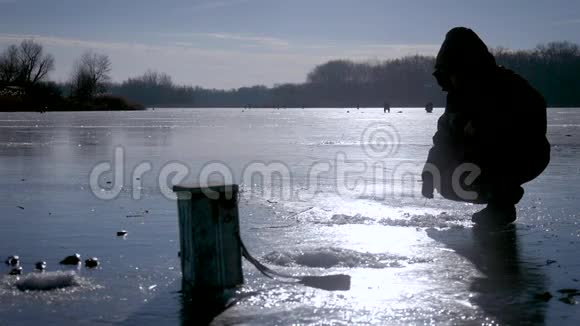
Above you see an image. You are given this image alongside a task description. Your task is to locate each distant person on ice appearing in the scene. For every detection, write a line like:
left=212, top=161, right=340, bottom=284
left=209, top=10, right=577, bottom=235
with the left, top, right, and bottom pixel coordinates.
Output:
left=421, top=27, right=550, bottom=227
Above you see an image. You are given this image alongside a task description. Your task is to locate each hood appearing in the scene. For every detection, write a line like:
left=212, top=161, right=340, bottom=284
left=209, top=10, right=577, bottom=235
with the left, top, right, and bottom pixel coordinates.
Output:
left=435, top=27, right=496, bottom=75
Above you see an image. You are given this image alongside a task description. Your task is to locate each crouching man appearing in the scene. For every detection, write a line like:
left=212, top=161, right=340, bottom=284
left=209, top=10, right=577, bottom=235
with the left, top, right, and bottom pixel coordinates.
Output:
left=422, top=27, right=550, bottom=227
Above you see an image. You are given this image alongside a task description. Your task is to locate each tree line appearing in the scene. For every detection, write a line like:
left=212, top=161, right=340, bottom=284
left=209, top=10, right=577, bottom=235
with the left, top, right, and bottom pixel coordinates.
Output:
left=110, top=41, right=580, bottom=108
left=2, top=39, right=580, bottom=110
left=108, top=56, right=442, bottom=108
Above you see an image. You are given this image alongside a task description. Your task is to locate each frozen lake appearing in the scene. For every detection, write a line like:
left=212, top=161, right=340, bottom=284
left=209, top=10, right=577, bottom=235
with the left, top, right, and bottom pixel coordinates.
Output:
left=0, top=108, right=579, bottom=325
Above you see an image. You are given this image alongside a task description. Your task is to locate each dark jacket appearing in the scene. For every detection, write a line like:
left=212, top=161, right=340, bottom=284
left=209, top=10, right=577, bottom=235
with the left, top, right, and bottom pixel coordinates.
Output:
left=423, top=27, right=550, bottom=203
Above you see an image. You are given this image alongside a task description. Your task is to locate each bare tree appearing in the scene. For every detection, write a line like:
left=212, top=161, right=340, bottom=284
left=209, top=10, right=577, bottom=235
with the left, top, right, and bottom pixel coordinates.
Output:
left=0, top=40, right=54, bottom=85
left=138, top=70, right=173, bottom=88
left=0, top=45, right=20, bottom=84
left=70, top=51, right=112, bottom=99
left=19, top=40, right=55, bottom=84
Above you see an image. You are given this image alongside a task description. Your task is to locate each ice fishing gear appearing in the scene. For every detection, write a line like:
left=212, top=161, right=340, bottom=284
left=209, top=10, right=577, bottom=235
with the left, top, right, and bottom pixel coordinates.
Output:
left=238, top=235, right=351, bottom=291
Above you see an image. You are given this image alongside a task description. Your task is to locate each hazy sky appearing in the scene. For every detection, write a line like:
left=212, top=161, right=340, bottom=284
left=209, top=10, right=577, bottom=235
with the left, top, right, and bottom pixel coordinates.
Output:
left=1, top=0, right=579, bottom=88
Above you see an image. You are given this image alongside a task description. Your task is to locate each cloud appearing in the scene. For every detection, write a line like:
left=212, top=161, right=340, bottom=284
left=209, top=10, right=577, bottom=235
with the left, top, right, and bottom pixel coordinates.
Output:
left=0, top=33, right=147, bottom=51
left=160, top=32, right=438, bottom=56
left=167, top=32, right=290, bottom=49
left=552, top=18, right=580, bottom=26
left=0, top=33, right=439, bottom=88
left=343, top=43, right=439, bottom=59
left=0, top=32, right=436, bottom=62
left=187, top=0, right=250, bottom=11
left=0, top=32, right=312, bottom=87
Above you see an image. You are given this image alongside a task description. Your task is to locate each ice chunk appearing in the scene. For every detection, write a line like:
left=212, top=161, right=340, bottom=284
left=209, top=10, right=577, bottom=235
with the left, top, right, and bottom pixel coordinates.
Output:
left=263, top=247, right=428, bottom=269
left=15, top=271, right=79, bottom=291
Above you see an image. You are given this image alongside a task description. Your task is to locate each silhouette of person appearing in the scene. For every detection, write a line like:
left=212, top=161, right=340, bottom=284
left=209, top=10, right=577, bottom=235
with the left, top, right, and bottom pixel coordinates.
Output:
left=421, top=27, right=550, bottom=226
left=384, top=102, right=390, bottom=113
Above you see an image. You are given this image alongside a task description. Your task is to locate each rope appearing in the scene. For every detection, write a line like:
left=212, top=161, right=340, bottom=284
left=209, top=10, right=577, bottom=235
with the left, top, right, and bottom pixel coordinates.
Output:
left=239, top=234, right=299, bottom=280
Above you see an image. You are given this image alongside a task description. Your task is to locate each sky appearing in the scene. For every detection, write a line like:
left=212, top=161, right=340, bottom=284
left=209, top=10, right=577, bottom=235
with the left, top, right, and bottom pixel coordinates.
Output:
left=1, top=0, right=579, bottom=88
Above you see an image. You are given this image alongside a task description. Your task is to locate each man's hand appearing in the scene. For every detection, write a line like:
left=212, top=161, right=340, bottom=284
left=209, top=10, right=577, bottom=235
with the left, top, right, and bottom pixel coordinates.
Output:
left=421, top=172, right=434, bottom=199
left=422, top=183, right=434, bottom=199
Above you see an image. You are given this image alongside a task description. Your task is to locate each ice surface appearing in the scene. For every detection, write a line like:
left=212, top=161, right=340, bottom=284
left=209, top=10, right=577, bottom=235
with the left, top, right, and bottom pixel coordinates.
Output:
left=0, top=108, right=579, bottom=325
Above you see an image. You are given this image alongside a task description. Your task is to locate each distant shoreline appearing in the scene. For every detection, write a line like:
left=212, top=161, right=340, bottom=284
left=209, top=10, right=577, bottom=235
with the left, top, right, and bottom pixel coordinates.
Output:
left=3, top=106, right=577, bottom=112
left=142, top=105, right=580, bottom=109
left=0, top=95, right=145, bottom=112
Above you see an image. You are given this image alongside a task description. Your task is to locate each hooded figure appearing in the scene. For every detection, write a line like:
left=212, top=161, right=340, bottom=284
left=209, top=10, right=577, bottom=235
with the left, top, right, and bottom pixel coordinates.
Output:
left=422, top=27, right=550, bottom=227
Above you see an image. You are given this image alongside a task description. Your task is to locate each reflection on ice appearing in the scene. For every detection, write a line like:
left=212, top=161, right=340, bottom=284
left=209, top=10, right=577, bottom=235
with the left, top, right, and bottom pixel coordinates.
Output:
left=427, top=226, right=549, bottom=325
left=279, top=196, right=458, bottom=226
